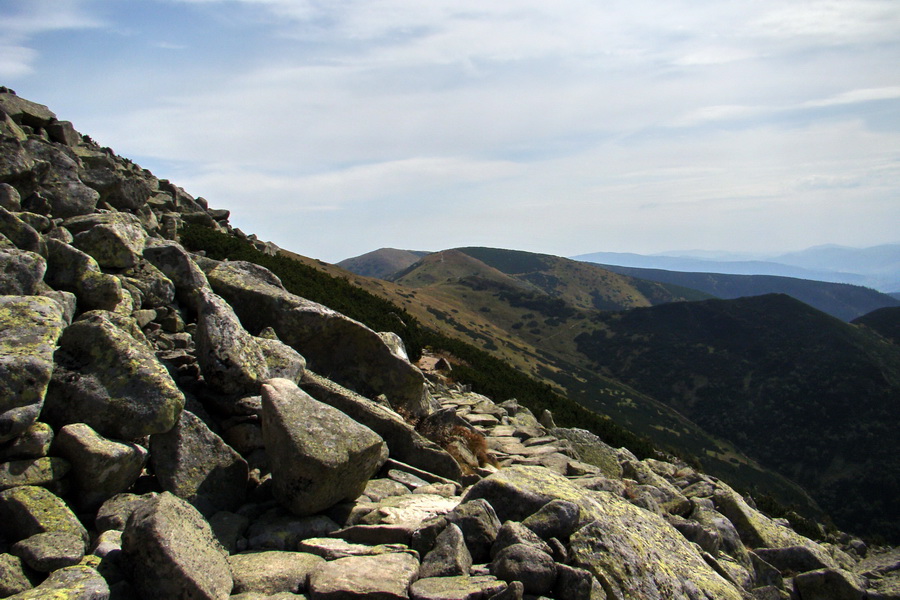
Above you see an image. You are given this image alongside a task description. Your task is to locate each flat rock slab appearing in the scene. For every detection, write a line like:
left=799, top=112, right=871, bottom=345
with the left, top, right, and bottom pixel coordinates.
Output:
left=298, top=538, right=415, bottom=561
left=309, top=552, right=420, bottom=600
left=229, top=551, right=324, bottom=595
left=408, top=575, right=507, bottom=600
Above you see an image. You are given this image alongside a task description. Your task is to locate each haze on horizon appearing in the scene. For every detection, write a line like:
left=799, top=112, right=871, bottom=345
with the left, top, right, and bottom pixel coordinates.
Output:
left=2, top=0, right=899, bottom=264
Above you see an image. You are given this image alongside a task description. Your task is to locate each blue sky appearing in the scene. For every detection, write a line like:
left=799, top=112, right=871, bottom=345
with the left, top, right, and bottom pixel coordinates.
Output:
left=2, top=0, right=899, bottom=263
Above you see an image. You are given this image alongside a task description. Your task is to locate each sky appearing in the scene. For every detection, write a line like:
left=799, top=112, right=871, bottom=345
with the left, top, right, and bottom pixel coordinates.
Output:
left=1, top=0, right=899, bottom=263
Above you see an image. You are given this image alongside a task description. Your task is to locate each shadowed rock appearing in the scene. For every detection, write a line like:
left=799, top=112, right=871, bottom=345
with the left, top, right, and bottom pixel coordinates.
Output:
left=261, top=378, right=387, bottom=516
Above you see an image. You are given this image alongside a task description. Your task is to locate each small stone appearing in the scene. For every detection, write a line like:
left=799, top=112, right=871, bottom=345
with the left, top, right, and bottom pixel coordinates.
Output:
left=522, top=498, right=581, bottom=540
left=11, top=531, right=86, bottom=572
left=420, top=522, right=472, bottom=578
left=490, top=543, right=556, bottom=596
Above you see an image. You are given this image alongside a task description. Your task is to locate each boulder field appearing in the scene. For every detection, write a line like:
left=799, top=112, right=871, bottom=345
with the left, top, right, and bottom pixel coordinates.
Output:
left=0, top=87, right=898, bottom=600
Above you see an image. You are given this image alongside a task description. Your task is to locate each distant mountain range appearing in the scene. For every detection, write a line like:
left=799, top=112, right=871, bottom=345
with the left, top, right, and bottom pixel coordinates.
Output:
left=338, top=246, right=900, bottom=322
left=583, top=264, right=899, bottom=322
left=571, top=244, right=900, bottom=294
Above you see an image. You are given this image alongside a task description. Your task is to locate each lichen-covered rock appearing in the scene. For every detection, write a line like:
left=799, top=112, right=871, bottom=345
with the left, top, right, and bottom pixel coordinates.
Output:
left=261, top=378, right=387, bottom=516
left=23, top=138, right=99, bottom=218
left=0, top=456, right=70, bottom=491
left=0, top=552, right=36, bottom=596
left=444, top=498, right=501, bottom=563
left=44, top=311, right=185, bottom=439
left=0, top=92, right=57, bottom=128
left=54, top=423, right=148, bottom=509
left=0, top=249, right=46, bottom=295
left=122, top=492, right=233, bottom=600
left=521, top=498, right=581, bottom=540
left=68, top=212, right=147, bottom=269
left=409, top=575, right=507, bottom=600
left=465, top=467, right=743, bottom=600
left=420, top=522, right=472, bottom=578
left=490, top=520, right=553, bottom=560
left=0, top=421, right=53, bottom=461
left=551, top=427, right=623, bottom=479
left=569, top=500, right=745, bottom=600
left=194, top=287, right=304, bottom=395
left=142, top=240, right=209, bottom=309
left=308, top=552, right=420, bottom=600
left=0, top=206, right=42, bottom=253
left=713, top=484, right=837, bottom=568
left=0, top=295, right=66, bottom=443
left=4, top=564, right=110, bottom=600
left=149, top=410, right=248, bottom=516
left=0, top=485, right=88, bottom=547
left=45, top=238, right=129, bottom=312
left=0, top=183, right=20, bottom=211
left=209, top=260, right=435, bottom=418
left=301, top=371, right=461, bottom=481
left=793, top=568, right=866, bottom=599
left=119, top=258, right=175, bottom=309
left=11, top=531, right=85, bottom=572
left=229, top=551, right=324, bottom=595
left=490, top=543, right=556, bottom=596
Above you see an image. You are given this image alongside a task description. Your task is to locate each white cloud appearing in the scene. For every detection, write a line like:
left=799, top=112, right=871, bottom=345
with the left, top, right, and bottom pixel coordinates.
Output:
left=0, top=0, right=104, bottom=78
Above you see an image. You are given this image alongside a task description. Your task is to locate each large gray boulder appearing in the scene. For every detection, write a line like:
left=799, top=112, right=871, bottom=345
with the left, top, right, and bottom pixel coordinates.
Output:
left=0, top=93, right=57, bottom=129
left=194, top=287, right=305, bottom=396
left=44, top=311, right=185, bottom=439
left=22, top=139, right=99, bottom=218
left=713, top=484, right=837, bottom=569
left=0, top=206, right=43, bottom=253
left=261, top=378, right=387, bottom=516
left=54, top=423, right=148, bottom=509
left=0, top=295, right=66, bottom=443
left=44, top=239, right=129, bottom=313
left=0, top=249, right=46, bottom=295
left=143, top=241, right=209, bottom=309
left=66, top=212, right=147, bottom=269
left=208, top=261, right=434, bottom=417
left=301, top=371, right=461, bottom=481
left=122, top=492, right=233, bottom=600
left=149, top=410, right=248, bottom=516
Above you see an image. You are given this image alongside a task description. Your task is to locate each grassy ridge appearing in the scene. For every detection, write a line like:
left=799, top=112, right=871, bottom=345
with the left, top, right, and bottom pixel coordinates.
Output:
left=180, top=224, right=661, bottom=458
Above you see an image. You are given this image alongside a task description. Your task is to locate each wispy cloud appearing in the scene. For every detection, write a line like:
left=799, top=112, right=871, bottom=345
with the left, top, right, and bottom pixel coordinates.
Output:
left=7, top=0, right=900, bottom=260
left=0, top=0, right=104, bottom=77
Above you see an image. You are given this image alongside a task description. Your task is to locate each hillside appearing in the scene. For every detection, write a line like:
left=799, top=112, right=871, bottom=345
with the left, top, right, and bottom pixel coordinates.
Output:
left=574, top=294, right=900, bottom=539
left=337, top=247, right=430, bottom=279
left=588, top=263, right=900, bottom=321
left=853, top=306, right=900, bottom=345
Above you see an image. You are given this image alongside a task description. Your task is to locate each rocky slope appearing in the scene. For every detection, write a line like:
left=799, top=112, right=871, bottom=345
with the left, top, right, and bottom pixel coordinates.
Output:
left=0, top=87, right=898, bottom=600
